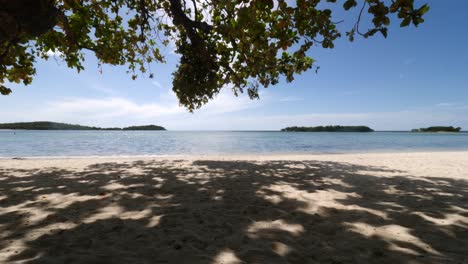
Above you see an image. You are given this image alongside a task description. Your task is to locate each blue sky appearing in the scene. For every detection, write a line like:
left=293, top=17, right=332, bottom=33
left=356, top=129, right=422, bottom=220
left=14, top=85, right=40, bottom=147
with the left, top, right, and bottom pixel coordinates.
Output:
left=1, top=0, right=467, bottom=130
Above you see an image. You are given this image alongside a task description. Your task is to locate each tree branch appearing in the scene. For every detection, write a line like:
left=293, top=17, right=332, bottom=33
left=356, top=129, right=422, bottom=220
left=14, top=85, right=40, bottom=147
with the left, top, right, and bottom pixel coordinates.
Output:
left=168, top=0, right=212, bottom=36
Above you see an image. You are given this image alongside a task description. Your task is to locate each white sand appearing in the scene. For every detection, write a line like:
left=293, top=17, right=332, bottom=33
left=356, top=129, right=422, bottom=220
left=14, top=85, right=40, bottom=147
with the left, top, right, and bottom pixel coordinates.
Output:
left=0, top=152, right=467, bottom=263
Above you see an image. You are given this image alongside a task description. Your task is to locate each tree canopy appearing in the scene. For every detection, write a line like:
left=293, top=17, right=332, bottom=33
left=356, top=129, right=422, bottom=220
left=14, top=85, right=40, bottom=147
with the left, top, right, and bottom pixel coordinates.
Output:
left=281, top=125, right=374, bottom=132
left=411, top=126, right=462, bottom=133
left=0, top=121, right=166, bottom=130
left=0, top=0, right=429, bottom=110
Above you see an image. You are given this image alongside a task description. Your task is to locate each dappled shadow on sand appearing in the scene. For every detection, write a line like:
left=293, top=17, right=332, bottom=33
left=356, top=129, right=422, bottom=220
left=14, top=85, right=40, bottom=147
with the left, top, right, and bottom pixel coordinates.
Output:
left=0, top=159, right=467, bottom=263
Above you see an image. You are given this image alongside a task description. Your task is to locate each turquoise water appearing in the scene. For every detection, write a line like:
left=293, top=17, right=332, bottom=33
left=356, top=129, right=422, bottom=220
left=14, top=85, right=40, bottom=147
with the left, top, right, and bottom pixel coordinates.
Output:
left=1, top=131, right=468, bottom=157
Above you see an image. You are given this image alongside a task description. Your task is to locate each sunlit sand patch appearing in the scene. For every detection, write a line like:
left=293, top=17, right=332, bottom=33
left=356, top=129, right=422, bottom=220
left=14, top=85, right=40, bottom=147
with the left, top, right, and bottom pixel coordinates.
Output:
left=0, top=246, right=44, bottom=263
left=101, top=182, right=127, bottom=191
left=123, top=183, right=147, bottom=189
left=0, top=208, right=80, bottom=256
left=271, top=241, right=291, bottom=256
left=375, top=201, right=405, bottom=208
left=345, top=222, right=442, bottom=256
left=247, top=219, right=304, bottom=238
left=154, top=194, right=173, bottom=200
left=120, top=208, right=153, bottom=220
left=259, top=182, right=386, bottom=219
left=198, top=180, right=210, bottom=185
left=382, top=185, right=402, bottom=195
left=433, top=192, right=461, bottom=197
left=211, top=189, right=225, bottom=201
left=146, top=215, right=163, bottom=227
left=125, top=167, right=146, bottom=174
left=353, top=169, right=390, bottom=177
left=340, top=204, right=389, bottom=219
left=383, top=184, right=436, bottom=199
left=257, top=191, right=283, bottom=204
left=10, top=186, right=36, bottom=192
left=283, top=163, right=308, bottom=170
left=1, top=194, right=85, bottom=229
left=31, top=193, right=97, bottom=210
left=411, top=211, right=468, bottom=227
left=151, top=176, right=165, bottom=181
left=326, top=178, right=354, bottom=188
left=212, top=248, right=243, bottom=264
left=82, top=204, right=124, bottom=223
left=450, top=205, right=468, bottom=213
left=198, top=187, right=209, bottom=192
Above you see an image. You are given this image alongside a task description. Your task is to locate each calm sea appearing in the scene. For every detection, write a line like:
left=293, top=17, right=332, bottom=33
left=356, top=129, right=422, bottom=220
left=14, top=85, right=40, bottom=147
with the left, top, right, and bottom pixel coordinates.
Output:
left=1, top=130, right=468, bottom=157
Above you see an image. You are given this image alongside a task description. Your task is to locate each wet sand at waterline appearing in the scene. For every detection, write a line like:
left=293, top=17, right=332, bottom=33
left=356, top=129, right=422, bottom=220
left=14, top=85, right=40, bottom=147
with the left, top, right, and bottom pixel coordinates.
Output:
left=0, top=152, right=467, bottom=263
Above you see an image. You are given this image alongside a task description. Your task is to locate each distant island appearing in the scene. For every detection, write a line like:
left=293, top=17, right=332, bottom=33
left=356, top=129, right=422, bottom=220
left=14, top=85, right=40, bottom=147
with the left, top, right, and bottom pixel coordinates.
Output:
left=0, top=122, right=166, bottom=131
left=281, top=126, right=374, bottom=132
left=122, top=125, right=166, bottom=131
left=411, top=126, right=461, bottom=133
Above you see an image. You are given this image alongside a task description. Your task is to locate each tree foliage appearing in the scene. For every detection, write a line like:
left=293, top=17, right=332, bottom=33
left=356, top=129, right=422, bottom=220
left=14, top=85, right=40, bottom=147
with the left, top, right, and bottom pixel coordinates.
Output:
left=411, top=126, right=462, bottom=133
left=0, top=121, right=166, bottom=130
left=0, top=0, right=429, bottom=110
left=281, top=125, right=374, bottom=132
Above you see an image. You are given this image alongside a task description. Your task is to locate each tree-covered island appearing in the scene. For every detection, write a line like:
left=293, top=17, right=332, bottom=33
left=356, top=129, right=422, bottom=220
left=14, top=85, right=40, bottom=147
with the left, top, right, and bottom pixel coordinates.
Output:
left=123, top=125, right=166, bottom=131
left=411, top=126, right=461, bottom=133
left=0, top=122, right=166, bottom=131
left=281, top=126, right=374, bottom=132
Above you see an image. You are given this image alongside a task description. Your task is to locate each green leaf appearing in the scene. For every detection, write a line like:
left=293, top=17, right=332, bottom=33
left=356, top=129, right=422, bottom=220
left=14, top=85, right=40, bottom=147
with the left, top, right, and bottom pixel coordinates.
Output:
left=0, top=85, right=12, bottom=95
left=419, top=4, right=430, bottom=15
left=380, top=28, right=388, bottom=38
left=400, top=17, right=411, bottom=27
left=343, top=0, right=357, bottom=11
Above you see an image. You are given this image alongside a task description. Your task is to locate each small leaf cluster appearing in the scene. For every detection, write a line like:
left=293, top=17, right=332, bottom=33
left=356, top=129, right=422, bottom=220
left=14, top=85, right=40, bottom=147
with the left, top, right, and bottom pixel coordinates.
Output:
left=344, top=0, right=430, bottom=41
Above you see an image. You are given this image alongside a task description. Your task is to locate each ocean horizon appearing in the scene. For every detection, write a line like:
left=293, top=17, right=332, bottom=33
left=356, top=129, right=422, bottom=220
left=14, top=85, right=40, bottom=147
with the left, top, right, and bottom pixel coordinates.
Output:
left=2, top=130, right=468, bottom=157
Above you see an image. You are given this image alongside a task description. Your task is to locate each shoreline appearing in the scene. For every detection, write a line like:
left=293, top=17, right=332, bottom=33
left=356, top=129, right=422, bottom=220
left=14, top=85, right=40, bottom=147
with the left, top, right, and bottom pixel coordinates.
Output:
left=1, top=151, right=467, bottom=181
left=1, top=149, right=468, bottom=160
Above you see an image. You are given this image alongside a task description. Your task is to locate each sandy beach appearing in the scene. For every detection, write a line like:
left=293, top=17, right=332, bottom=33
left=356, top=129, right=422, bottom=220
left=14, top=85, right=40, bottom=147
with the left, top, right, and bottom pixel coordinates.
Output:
left=0, top=152, right=467, bottom=263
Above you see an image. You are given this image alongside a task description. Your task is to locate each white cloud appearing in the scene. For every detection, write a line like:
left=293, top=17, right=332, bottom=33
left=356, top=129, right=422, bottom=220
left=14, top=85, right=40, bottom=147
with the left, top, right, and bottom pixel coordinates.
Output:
left=49, top=97, right=184, bottom=119
left=45, top=49, right=63, bottom=57
left=199, top=90, right=267, bottom=114
left=162, top=100, right=468, bottom=130
left=0, top=89, right=265, bottom=128
left=162, top=108, right=468, bottom=131
left=1, top=89, right=467, bottom=130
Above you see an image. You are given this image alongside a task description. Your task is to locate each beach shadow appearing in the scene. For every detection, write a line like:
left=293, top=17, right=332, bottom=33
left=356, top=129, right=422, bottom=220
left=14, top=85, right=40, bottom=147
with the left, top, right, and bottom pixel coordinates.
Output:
left=0, top=159, right=467, bottom=263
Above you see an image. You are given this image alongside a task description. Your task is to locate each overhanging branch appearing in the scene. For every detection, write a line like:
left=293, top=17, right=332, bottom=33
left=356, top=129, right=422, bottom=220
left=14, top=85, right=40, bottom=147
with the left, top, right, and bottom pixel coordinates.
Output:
left=168, top=0, right=213, bottom=46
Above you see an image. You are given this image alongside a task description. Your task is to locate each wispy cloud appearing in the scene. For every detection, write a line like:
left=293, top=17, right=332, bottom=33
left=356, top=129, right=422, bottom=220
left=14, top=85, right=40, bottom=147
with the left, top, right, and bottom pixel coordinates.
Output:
left=165, top=40, right=180, bottom=57
left=199, top=90, right=267, bottom=114
left=49, top=97, right=184, bottom=119
left=1, top=90, right=466, bottom=130
left=162, top=107, right=468, bottom=131
left=279, top=96, right=303, bottom=102
left=436, top=102, right=456, bottom=107
left=90, top=83, right=118, bottom=95
left=152, top=81, right=163, bottom=89
left=404, top=58, right=415, bottom=65
left=1, top=89, right=265, bottom=127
